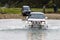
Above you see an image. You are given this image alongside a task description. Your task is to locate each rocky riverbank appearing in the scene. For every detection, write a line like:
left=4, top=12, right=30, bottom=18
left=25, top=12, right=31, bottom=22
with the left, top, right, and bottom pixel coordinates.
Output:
left=0, top=14, right=60, bottom=19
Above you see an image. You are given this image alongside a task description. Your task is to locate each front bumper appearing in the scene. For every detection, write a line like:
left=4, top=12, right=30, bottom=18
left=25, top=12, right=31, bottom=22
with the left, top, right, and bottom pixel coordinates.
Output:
left=28, top=21, right=46, bottom=26
left=26, top=21, right=48, bottom=29
left=22, top=12, right=31, bottom=16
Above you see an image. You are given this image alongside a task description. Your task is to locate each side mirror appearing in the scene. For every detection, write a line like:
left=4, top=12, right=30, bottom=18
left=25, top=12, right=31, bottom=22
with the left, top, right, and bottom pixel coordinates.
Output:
left=45, top=17, right=48, bottom=19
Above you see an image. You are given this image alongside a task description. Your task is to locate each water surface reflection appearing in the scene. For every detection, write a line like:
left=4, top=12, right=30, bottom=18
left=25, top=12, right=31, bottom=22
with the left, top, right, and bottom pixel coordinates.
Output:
left=27, top=30, right=47, bottom=40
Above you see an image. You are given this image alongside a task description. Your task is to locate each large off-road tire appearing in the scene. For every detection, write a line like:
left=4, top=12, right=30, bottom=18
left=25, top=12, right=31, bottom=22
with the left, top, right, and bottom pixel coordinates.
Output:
left=22, top=13, right=26, bottom=16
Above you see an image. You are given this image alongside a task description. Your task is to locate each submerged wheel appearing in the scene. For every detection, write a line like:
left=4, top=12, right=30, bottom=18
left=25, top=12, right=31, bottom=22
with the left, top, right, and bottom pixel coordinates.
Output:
left=38, top=25, right=42, bottom=29
left=31, top=25, right=33, bottom=28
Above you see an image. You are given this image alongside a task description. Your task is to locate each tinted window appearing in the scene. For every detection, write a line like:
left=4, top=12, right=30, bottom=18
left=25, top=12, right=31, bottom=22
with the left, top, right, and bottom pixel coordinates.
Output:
left=23, top=7, right=30, bottom=10
left=29, top=14, right=45, bottom=19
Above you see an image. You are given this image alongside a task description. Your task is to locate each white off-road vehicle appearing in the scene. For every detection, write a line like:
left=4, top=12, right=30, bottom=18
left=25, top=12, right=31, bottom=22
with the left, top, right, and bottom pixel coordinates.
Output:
left=26, top=12, right=48, bottom=29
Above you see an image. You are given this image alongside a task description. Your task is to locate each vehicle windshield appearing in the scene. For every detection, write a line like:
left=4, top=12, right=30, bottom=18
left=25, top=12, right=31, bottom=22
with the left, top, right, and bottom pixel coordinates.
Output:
left=29, top=14, right=45, bottom=19
left=23, top=7, right=30, bottom=10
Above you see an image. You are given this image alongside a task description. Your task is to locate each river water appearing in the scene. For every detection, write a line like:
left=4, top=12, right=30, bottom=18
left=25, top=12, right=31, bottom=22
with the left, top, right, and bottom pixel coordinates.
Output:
left=0, top=19, right=60, bottom=40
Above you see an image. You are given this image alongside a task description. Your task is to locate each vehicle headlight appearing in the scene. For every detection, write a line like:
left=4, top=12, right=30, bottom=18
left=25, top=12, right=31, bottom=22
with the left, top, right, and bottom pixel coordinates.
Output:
left=41, top=22, right=45, bottom=25
left=28, top=21, right=32, bottom=25
left=42, top=22, right=45, bottom=24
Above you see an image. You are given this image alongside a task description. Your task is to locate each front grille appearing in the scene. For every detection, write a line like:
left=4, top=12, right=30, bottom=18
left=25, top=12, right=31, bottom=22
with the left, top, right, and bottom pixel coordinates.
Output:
left=32, top=21, right=40, bottom=24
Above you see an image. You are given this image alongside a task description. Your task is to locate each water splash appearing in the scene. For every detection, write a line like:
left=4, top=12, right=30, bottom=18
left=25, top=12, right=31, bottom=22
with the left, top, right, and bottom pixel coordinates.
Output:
left=0, top=19, right=27, bottom=30
left=47, top=19, right=60, bottom=29
left=0, top=19, right=60, bottom=30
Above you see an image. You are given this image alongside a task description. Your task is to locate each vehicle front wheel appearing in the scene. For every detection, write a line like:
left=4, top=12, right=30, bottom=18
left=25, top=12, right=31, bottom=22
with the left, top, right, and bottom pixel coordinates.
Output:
left=22, top=13, right=26, bottom=16
left=31, top=25, right=33, bottom=28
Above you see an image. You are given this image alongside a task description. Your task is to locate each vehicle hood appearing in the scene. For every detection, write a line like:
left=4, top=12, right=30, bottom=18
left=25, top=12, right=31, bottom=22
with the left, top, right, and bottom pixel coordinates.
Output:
left=28, top=19, right=46, bottom=21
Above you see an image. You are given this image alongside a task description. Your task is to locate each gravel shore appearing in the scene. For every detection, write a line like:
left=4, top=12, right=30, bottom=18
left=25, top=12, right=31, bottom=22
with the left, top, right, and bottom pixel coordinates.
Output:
left=45, top=14, right=60, bottom=19
left=0, top=14, right=60, bottom=19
